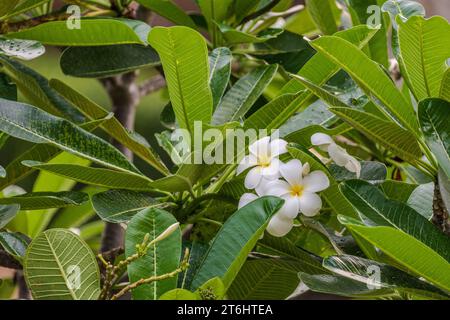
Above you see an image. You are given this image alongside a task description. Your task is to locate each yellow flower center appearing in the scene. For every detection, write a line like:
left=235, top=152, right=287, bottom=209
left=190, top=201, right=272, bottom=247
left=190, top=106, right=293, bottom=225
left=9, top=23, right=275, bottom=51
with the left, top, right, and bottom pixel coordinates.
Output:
left=258, top=154, right=271, bottom=168
left=290, top=184, right=304, bottom=197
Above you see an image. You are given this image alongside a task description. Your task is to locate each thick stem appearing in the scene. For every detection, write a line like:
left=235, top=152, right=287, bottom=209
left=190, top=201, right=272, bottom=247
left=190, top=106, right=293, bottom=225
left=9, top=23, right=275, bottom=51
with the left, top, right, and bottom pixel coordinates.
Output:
left=15, top=271, right=31, bottom=300
left=432, top=181, right=450, bottom=236
left=100, top=72, right=140, bottom=253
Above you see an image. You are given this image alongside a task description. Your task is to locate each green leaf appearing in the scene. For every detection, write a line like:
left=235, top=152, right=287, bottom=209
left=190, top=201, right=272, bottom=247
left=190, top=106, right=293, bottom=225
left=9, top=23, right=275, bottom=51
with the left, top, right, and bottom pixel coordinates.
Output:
left=0, top=231, right=29, bottom=261
left=330, top=107, right=422, bottom=162
left=148, top=27, right=213, bottom=134
left=340, top=180, right=450, bottom=262
left=217, top=24, right=282, bottom=45
left=0, top=191, right=88, bottom=210
left=0, top=204, right=20, bottom=229
left=24, top=229, right=101, bottom=300
left=195, top=277, right=226, bottom=300
left=92, top=190, right=159, bottom=223
left=407, top=182, right=434, bottom=219
left=159, top=288, right=199, bottom=300
left=0, top=39, right=45, bottom=61
left=209, top=47, right=232, bottom=110
left=324, top=254, right=449, bottom=299
left=227, top=259, right=301, bottom=300
left=340, top=216, right=450, bottom=292
left=60, top=45, right=160, bottom=78
left=280, top=25, right=378, bottom=95
left=0, top=98, right=140, bottom=175
left=382, top=0, right=425, bottom=24
left=380, top=180, right=418, bottom=202
left=244, top=92, right=305, bottom=130
left=22, top=160, right=158, bottom=191
left=398, top=16, right=450, bottom=101
left=212, top=64, right=278, bottom=125
left=1, top=0, right=52, bottom=20
left=50, top=79, right=168, bottom=175
left=440, top=69, right=450, bottom=102
left=300, top=272, right=394, bottom=298
left=0, top=0, right=20, bottom=17
left=6, top=19, right=150, bottom=46
left=310, top=35, right=418, bottom=133
left=125, top=208, right=181, bottom=300
left=136, top=0, right=197, bottom=28
left=190, top=196, right=284, bottom=290
left=0, top=73, right=16, bottom=101
left=198, top=0, right=233, bottom=43
left=330, top=161, right=387, bottom=182
left=306, top=0, right=340, bottom=35
left=418, top=98, right=450, bottom=178
left=345, top=0, right=389, bottom=67
left=0, top=57, right=84, bottom=122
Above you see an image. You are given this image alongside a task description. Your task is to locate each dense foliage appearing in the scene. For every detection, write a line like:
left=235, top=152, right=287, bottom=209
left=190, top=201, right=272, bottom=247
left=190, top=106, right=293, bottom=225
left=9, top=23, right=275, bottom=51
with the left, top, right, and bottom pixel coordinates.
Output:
left=0, top=0, right=449, bottom=300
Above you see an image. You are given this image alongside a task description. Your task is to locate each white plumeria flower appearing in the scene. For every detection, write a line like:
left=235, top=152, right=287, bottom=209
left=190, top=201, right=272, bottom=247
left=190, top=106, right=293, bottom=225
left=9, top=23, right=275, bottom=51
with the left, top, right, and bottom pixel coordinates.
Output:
left=238, top=192, right=294, bottom=238
left=237, top=136, right=288, bottom=190
left=264, top=159, right=330, bottom=218
left=311, top=133, right=361, bottom=178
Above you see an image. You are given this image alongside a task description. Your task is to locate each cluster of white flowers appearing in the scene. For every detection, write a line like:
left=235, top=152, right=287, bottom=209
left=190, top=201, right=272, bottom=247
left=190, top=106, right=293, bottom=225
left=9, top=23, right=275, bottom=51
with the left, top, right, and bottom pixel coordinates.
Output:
left=236, top=134, right=361, bottom=238
left=311, top=133, right=361, bottom=178
left=237, top=137, right=330, bottom=237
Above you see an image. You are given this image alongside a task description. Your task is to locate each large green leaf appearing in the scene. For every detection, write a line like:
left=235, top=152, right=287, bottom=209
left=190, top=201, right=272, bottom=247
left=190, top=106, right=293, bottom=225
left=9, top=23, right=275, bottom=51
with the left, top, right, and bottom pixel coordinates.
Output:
left=50, top=79, right=168, bottom=175
left=125, top=208, right=181, bottom=300
left=306, top=0, right=340, bottom=35
left=280, top=25, right=378, bottom=95
left=217, top=24, right=283, bottom=45
left=23, top=161, right=154, bottom=191
left=300, top=272, right=394, bottom=298
left=6, top=19, right=150, bottom=46
left=227, top=259, right=301, bottom=300
left=440, top=69, right=450, bottom=102
left=345, top=0, right=389, bottom=67
left=340, top=216, right=450, bottom=292
left=324, top=255, right=449, bottom=299
left=398, top=16, right=450, bottom=101
left=209, top=47, right=232, bottom=110
left=148, top=27, right=213, bottom=134
left=418, top=98, right=450, bottom=178
left=190, top=196, right=284, bottom=290
left=24, top=229, right=101, bottom=300
left=212, top=64, right=278, bottom=125
left=340, top=180, right=450, bottom=262
left=0, top=98, right=140, bottom=175
left=0, top=204, right=20, bottom=229
left=60, top=45, right=160, bottom=78
left=198, top=0, right=233, bottom=45
left=0, top=57, right=84, bottom=122
left=310, top=35, right=418, bottom=133
left=1, top=0, right=52, bottom=19
left=330, top=107, right=422, bottom=162
left=0, top=231, right=29, bottom=262
left=0, top=192, right=88, bottom=210
left=382, top=0, right=425, bottom=22
left=136, top=0, right=197, bottom=28
left=0, top=0, right=20, bottom=17
left=92, top=190, right=159, bottom=223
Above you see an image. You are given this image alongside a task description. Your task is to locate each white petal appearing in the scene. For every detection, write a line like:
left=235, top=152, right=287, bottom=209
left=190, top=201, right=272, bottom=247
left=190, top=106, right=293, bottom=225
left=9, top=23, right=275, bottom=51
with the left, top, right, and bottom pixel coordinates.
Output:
left=249, top=136, right=270, bottom=158
left=328, top=143, right=351, bottom=166
left=255, top=177, right=273, bottom=196
left=302, top=162, right=311, bottom=176
left=311, top=133, right=333, bottom=147
left=345, top=157, right=362, bottom=178
left=264, top=179, right=291, bottom=197
left=266, top=214, right=294, bottom=237
left=279, top=159, right=303, bottom=186
left=277, top=196, right=300, bottom=219
left=244, top=167, right=263, bottom=189
left=270, top=139, right=288, bottom=157
left=237, top=154, right=258, bottom=175
left=299, top=192, right=322, bottom=217
left=238, top=193, right=259, bottom=209
left=261, top=157, right=282, bottom=180
left=303, top=170, right=330, bottom=192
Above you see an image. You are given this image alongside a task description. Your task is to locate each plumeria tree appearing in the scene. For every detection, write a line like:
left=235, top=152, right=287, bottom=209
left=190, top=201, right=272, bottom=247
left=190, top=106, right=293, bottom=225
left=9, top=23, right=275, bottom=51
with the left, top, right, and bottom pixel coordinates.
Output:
left=0, top=0, right=449, bottom=301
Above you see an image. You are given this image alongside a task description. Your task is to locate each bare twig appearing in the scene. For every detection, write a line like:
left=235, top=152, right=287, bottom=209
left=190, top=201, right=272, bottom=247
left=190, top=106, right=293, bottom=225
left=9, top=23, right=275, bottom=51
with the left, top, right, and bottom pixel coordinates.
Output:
left=139, top=75, right=166, bottom=97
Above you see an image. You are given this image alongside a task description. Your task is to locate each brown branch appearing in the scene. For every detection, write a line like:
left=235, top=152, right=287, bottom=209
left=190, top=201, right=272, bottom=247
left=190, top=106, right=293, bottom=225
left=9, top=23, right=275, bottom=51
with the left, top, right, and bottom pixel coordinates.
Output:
left=432, top=182, right=450, bottom=236
left=139, top=75, right=166, bottom=97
